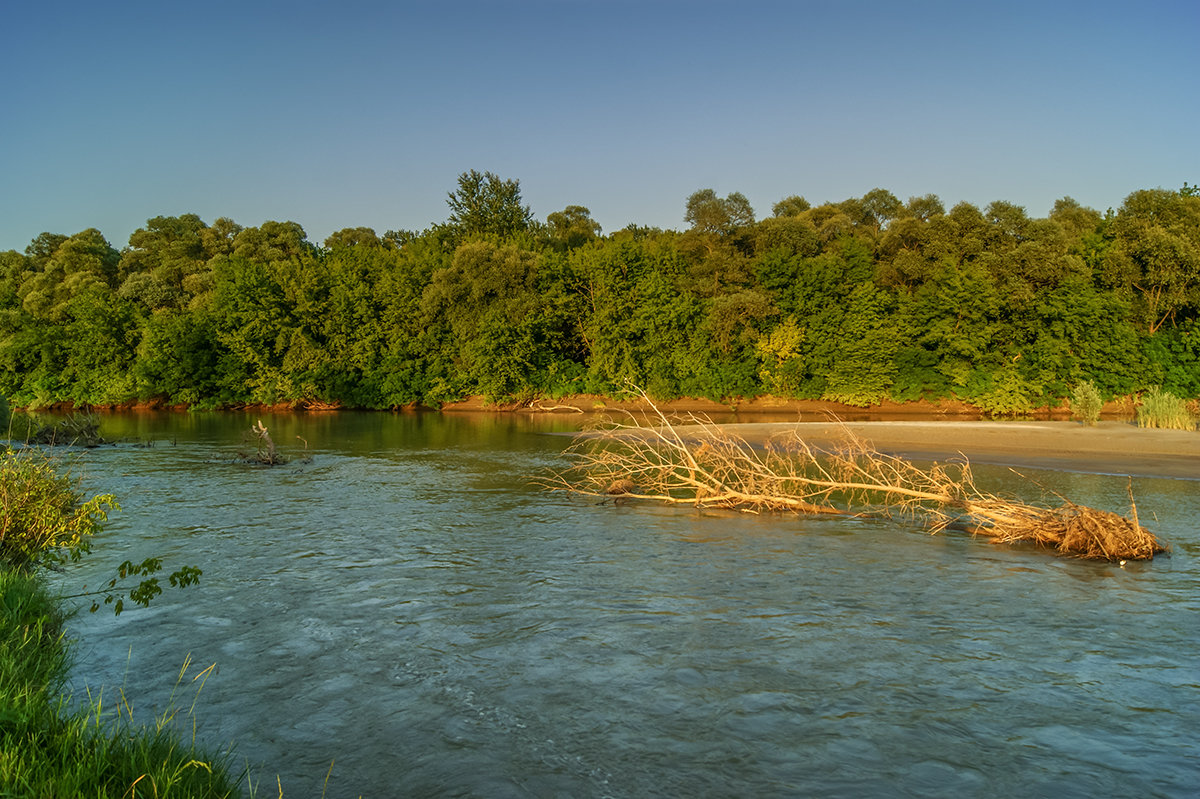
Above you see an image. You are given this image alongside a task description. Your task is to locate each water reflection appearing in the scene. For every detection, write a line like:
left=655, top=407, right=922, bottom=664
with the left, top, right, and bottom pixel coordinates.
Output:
left=54, top=412, right=1200, bottom=798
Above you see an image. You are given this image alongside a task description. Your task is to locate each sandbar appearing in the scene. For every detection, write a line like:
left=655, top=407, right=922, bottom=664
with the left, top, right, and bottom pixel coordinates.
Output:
left=703, top=420, right=1200, bottom=480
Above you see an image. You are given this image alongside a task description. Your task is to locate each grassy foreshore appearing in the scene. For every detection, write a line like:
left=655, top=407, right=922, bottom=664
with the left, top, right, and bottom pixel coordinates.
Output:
left=0, top=568, right=241, bottom=798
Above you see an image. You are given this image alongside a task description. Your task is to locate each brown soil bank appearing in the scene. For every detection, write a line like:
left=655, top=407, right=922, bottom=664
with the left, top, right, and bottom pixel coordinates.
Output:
left=440, top=393, right=1147, bottom=420
left=443, top=394, right=1001, bottom=417
left=37, top=393, right=1144, bottom=420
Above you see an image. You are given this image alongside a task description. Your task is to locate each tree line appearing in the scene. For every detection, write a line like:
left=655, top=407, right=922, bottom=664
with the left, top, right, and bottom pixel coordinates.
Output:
left=1, top=171, right=1197, bottom=413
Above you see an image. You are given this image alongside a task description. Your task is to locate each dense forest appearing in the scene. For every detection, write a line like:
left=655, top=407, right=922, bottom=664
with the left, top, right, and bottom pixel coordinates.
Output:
left=1, top=172, right=1198, bottom=413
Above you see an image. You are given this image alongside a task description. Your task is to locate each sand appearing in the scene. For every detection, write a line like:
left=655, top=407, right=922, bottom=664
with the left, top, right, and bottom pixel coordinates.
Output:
left=715, top=420, right=1200, bottom=480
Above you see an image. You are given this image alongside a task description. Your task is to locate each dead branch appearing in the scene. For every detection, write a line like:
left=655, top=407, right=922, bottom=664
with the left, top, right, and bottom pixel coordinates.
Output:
left=237, top=419, right=287, bottom=465
left=542, top=387, right=1168, bottom=562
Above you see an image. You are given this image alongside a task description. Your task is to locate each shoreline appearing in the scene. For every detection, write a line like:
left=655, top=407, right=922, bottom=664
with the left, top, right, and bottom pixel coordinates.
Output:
left=18, top=391, right=1146, bottom=420
left=15, top=396, right=1197, bottom=479
left=705, top=420, right=1200, bottom=480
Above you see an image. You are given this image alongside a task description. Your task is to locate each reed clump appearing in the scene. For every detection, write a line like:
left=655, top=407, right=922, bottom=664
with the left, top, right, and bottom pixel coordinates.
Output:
left=1136, top=387, right=1197, bottom=431
left=545, top=390, right=1167, bottom=562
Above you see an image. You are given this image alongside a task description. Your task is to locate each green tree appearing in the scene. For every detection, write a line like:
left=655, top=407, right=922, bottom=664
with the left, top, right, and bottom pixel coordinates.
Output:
left=133, top=310, right=226, bottom=404
left=859, top=188, right=903, bottom=231
left=753, top=216, right=822, bottom=258
left=24, top=233, right=69, bottom=268
left=421, top=240, right=558, bottom=399
left=684, top=189, right=756, bottom=234
left=445, top=170, right=534, bottom=240
left=18, top=229, right=120, bottom=322
left=231, top=220, right=314, bottom=263
left=546, top=205, right=601, bottom=250
left=771, top=195, right=811, bottom=217
left=61, top=288, right=140, bottom=404
left=1048, top=196, right=1102, bottom=241
left=323, top=227, right=383, bottom=250
left=903, top=194, right=945, bottom=222
left=1101, top=188, right=1200, bottom=333
left=118, top=214, right=215, bottom=310
left=904, top=260, right=1001, bottom=395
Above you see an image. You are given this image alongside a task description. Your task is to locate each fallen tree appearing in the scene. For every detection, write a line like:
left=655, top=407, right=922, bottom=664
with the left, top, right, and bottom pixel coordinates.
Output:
left=544, top=393, right=1167, bottom=562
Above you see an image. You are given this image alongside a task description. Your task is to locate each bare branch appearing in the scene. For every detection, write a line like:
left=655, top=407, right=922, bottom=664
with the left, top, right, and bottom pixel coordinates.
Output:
left=542, top=389, right=1168, bottom=562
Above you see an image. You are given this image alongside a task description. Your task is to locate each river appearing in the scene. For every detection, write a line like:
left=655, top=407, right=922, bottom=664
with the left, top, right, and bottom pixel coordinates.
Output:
left=56, top=411, right=1198, bottom=798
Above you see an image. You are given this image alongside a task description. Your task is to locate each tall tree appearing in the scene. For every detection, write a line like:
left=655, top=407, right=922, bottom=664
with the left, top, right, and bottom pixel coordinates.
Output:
left=445, top=170, right=534, bottom=240
left=546, top=205, right=601, bottom=250
left=684, top=189, right=756, bottom=235
left=771, top=195, right=811, bottom=217
left=118, top=214, right=212, bottom=310
left=1101, top=188, right=1200, bottom=333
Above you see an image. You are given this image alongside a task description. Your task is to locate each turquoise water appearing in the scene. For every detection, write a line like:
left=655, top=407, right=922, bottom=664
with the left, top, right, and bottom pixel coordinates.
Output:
left=55, top=412, right=1198, bottom=798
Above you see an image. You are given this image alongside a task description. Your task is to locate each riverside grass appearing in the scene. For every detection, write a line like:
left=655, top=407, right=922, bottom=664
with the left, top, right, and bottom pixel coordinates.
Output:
left=0, top=441, right=243, bottom=797
left=0, top=569, right=243, bottom=798
left=1137, top=387, right=1198, bottom=431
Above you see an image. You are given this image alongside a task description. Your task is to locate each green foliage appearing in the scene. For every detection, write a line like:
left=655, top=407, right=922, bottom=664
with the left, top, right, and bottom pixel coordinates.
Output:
left=0, top=447, right=200, bottom=616
left=71, top=558, right=204, bottom=616
left=1137, top=386, right=1196, bottom=431
left=445, top=170, right=533, bottom=241
left=0, top=571, right=238, bottom=797
left=771, top=195, right=811, bottom=217
left=1, top=179, right=1198, bottom=413
left=1070, top=381, right=1104, bottom=425
left=546, top=205, right=601, bottom=250
left=1142, top=318, right=1200, bottom=398
left=685, top=189, right=756, bottom=235
left=0, top=449, right=116, bottom=570
left=969, top=363, right=1037, bottom=417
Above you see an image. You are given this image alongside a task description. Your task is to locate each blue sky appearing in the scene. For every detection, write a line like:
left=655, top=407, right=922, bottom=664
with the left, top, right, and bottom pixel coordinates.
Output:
left=2, top=0, right=1197, bottom=251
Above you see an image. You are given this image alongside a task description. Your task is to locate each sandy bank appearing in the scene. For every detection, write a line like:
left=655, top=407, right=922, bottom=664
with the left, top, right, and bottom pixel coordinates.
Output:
left=712, top=420, right=1200, bottom=480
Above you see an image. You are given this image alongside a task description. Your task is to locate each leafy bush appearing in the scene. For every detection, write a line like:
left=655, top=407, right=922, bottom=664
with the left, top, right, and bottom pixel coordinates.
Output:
left=968, top=365, right=1036, bottom=417
left=1070, top=381, right=1104, bottom=426
left=1137, top=387, right=1197, bottom=431
left=0, top=449, right=117, bottom=570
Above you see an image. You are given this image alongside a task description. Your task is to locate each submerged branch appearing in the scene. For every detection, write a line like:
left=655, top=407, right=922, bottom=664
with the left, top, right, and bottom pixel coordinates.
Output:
left=542, top=388, right=1168, bottom=562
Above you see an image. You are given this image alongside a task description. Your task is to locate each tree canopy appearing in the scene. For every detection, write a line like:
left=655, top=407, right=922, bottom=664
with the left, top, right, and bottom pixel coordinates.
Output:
left=1, top=174, right=1197, bottom=412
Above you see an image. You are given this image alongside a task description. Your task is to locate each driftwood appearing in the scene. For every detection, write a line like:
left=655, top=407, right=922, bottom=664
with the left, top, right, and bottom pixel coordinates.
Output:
left=237, top=419, right=287, bottom=465
left=544, top=392, right=1167, bottom=562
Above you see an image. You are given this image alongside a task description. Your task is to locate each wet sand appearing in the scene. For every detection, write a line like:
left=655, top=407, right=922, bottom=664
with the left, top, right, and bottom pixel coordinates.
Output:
left=708, top=420, right=1200, bottom=480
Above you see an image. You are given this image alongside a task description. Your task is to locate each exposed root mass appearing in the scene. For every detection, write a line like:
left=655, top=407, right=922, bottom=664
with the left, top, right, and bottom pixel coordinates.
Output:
left=544, top=391, right=1168, bottom=562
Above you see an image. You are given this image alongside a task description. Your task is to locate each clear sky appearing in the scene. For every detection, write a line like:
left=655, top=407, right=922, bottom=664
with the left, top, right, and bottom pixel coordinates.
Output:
left=2, top=0, right=1197, bottom=251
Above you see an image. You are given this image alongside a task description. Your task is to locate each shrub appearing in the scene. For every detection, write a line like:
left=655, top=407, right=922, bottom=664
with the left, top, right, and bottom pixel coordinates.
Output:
left=1137, top=387, right=1197, bottom=431
left=1070, top=381, right=1104, bottom=426
left=0, top=449, right=118, bottom=570
left=969, top=365, right=1036, bottom=418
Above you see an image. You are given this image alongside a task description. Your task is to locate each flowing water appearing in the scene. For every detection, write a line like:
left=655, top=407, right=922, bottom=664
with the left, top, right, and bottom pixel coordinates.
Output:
left=54, top=412, right=1198, bottom=798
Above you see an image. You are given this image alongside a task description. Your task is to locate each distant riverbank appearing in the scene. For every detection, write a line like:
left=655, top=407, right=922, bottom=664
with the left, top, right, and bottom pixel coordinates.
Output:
left=22, top=392, right=1148, bottom=421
